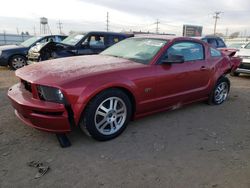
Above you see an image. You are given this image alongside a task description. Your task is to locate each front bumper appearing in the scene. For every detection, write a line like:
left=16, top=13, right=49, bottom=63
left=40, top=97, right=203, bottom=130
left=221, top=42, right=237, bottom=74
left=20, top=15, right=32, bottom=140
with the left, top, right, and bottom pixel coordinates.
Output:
left=8, top=83, right=71, bottom=133
left=27, top=52, right=40, bottom=62
left=235, top=60, right=250, bottom=74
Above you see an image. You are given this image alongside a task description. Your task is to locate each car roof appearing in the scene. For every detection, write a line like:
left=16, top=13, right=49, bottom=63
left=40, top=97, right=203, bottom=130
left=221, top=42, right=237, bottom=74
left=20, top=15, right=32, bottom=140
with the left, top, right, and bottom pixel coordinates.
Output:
left=133, top=34, right=205, bottom=43
left=88, top=31, right=133, bottom=36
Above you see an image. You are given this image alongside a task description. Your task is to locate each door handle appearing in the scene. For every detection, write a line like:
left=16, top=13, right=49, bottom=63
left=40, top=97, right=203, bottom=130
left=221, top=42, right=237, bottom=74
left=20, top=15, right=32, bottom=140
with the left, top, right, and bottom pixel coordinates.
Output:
left=200, top=66, right=207, bottom=71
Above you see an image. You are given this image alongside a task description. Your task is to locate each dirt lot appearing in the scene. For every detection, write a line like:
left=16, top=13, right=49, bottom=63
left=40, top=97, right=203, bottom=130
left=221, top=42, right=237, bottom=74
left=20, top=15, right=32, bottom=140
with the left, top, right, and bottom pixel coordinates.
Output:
left=0, top=66, right=250, bottom=188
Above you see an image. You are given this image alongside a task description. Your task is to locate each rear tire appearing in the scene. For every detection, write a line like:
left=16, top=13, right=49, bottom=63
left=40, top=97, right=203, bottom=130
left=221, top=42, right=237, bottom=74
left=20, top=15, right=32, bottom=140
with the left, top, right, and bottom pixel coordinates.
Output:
left=208, top=77, right=230, bottom=105
left=79, top=89, right=132, bottom=141
left=9, top=55, right=27, bottom=70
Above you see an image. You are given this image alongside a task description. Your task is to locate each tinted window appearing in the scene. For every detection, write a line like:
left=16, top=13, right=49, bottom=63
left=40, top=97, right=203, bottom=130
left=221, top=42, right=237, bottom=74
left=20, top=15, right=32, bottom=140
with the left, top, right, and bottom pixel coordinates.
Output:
left=217, top=39, right=226, bottom=48
left=210, top=48, right=222, bottom=57
left=108, top=35, right=124, bottom=45
left=166, top=42, right=204, bottom=61
left=87, top=35, right=105, bottom=48
left=207, top=38, right=217, bottom=48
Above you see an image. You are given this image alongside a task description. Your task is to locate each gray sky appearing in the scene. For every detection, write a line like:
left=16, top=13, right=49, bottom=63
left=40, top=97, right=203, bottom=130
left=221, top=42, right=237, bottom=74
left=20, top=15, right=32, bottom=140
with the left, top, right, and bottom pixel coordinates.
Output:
left=0, top=0, right=249, bottom=36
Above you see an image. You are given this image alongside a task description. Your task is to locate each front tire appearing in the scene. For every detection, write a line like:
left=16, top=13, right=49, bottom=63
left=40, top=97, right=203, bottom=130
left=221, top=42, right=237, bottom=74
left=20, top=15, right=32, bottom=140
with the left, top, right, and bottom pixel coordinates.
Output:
left=80, top=89, right=132, bottom=141
left=9, top=55, right=27, bottom=70
left=208, top=77, right=230, bottom=105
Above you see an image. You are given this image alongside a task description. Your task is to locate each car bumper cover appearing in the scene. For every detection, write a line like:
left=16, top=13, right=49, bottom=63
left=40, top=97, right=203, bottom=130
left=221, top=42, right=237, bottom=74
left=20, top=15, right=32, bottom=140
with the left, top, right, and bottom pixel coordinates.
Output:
left=8, top=83, right=71, bottom=133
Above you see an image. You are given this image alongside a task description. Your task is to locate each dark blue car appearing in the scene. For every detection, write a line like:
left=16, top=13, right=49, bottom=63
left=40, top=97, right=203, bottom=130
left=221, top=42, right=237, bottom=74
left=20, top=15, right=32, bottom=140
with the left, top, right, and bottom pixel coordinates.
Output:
left=0, top=35, right=66, bottom=70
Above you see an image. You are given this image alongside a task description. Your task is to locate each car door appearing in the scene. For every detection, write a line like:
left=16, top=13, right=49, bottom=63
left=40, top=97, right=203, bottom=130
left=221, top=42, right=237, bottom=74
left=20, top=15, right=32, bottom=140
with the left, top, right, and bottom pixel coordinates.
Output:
left=155, top=41, right=211, bottom=109
left=78, top=34, right=106, bottom=55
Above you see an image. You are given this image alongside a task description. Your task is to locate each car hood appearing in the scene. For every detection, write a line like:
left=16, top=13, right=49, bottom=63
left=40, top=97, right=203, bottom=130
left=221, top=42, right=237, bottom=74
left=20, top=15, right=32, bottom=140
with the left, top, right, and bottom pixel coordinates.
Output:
left=0, top=44, right=27, bottom=51
left=16, top=55, right=145, bottom=86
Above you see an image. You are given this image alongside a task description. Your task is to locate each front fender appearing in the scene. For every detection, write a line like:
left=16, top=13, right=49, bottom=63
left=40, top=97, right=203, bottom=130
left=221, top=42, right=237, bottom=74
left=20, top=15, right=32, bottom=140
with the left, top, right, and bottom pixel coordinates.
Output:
left=72, top=76, right=138, bottom=125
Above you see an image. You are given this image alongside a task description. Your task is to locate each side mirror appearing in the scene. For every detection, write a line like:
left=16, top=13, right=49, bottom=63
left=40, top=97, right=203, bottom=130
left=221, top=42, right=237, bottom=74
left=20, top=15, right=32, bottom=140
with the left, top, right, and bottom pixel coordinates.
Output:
left=161, top=55, right=185, bottom=64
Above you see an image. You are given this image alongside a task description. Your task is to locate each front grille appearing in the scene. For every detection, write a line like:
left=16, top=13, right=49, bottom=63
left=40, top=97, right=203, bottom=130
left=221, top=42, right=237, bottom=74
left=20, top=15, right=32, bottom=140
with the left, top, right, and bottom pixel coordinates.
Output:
left=21, top=80, right=32, bottom=93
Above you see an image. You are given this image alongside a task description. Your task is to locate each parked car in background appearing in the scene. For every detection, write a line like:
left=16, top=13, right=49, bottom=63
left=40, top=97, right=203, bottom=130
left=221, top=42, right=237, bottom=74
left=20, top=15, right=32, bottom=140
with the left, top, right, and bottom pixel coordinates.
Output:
left=196, top=36, right=227, bottom=48
left=226, top=41, right=247, bottom=49
left=8, top=36, right=240, bottom=141
left=0, top=35, right=66, bottom=70
left=27, top=31, right=134, bottom=62
left=231, top=42, right=250, bottom=76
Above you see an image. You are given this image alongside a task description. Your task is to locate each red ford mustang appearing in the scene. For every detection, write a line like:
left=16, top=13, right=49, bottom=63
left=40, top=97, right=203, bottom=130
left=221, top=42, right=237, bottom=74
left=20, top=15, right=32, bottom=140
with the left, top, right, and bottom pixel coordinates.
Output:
left=8, top=36, right=241, bottom=141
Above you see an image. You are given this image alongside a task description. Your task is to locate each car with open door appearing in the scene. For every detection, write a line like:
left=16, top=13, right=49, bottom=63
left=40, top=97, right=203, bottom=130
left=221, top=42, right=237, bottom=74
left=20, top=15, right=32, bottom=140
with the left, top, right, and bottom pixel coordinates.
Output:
left=8, top=36, right=240, bottom=142
left=27, top=31, right=134, bottom=62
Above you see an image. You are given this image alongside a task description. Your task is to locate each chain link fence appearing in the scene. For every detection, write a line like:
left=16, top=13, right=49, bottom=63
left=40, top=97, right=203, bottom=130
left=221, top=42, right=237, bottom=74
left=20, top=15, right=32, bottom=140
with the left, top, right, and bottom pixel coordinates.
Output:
left=0, top=33, right=32, bottom=46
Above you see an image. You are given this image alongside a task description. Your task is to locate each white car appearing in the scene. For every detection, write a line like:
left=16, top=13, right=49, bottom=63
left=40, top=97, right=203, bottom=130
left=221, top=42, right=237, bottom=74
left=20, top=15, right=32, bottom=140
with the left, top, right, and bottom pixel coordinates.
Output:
left=231, top=42, right=250, bottom=76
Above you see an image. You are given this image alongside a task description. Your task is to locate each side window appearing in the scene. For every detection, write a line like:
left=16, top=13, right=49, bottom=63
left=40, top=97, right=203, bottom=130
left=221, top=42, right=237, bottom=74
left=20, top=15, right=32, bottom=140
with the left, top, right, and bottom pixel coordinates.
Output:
left=217, top=39, right=226, bottom=48
left=166, top=41, right=204, bottom=62
left=108, top=35, right=122, bottom=45
left=210, top=48, right=222, bottom=57
left=88, top=35, right=105, bottom=48
left=207, top=38, right=217, bottom=48
left=54, top=36, right=63, bottom=42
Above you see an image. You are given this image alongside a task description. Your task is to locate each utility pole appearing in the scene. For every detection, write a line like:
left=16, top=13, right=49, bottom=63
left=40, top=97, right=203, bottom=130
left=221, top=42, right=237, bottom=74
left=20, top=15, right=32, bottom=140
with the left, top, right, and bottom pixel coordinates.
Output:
left=155, top=19, right=160, bottom=34
left=33, top=26, right=36, bottom=36
left=106, top=12, right=109, bottom=32
left=16, top=27, right=19, bottom=35
left=57, top=20, right=63, bottom=34
left=213, top=11, right=223, bottom=35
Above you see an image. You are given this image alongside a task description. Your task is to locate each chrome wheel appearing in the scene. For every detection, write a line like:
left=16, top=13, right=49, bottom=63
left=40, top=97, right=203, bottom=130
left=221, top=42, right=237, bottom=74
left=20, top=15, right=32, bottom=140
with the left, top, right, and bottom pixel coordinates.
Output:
left=11, top=57, right=26, bottom=69
left=94, top=97, right=127, bottom=135
left=214, top=82, right=228, bottom=104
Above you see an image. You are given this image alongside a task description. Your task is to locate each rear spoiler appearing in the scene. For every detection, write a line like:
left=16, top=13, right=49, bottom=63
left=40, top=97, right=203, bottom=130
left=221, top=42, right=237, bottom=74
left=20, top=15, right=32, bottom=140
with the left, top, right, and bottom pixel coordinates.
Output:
left=219, top=48, right=239, bottom=57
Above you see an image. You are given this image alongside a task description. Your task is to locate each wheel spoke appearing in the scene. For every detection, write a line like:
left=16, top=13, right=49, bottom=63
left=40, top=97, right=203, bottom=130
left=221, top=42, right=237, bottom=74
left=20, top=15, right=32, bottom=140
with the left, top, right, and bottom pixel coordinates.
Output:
left=96, top=118, right=107, bottom=128
left=109, top=98, right=114, bottom=110
left=114, top=99, right=118, bottom=110
left=117, top=107, right=124, bottom=114
left=99, top=121, right=110, bottom=132
left=97, top=111, right=107, bottom=117
left=100, top=105, right=109, bottom=113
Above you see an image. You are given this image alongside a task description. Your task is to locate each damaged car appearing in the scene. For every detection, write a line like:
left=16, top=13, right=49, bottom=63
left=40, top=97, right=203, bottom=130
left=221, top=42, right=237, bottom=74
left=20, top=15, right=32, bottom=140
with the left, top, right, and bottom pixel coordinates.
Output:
left=27, top=31, right=134, bottom=62
left=8, top=36, right=240, bottom=142
left=0, top=35, right=66, bottom=70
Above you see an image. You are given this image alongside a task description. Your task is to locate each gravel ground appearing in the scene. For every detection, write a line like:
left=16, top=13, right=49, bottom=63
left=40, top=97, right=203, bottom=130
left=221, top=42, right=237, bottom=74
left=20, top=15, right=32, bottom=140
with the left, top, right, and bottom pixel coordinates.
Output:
left=0, top=66, right=250, bottom=188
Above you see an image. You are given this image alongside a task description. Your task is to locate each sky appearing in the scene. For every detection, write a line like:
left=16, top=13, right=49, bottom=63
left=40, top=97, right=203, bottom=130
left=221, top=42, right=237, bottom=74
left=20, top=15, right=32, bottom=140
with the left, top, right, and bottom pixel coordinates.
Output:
left=0, top=0, right=249, bottom=36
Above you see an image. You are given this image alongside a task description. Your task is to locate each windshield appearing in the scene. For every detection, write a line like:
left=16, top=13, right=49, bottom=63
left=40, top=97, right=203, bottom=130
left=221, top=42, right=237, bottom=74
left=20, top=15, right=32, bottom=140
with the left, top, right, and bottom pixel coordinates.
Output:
left=61, top=34, right=85, bottom=46
left=244, top=43, right=250, bottom=49
left=20, top=36, right=42, bottom=47
left=101, top=38, right=167, bottom=64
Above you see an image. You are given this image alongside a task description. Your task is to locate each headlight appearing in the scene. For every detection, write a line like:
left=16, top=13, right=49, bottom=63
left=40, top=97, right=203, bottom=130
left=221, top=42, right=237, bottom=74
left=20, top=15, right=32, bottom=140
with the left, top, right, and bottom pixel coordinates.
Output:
left=37, top=85, right=66, bottom=104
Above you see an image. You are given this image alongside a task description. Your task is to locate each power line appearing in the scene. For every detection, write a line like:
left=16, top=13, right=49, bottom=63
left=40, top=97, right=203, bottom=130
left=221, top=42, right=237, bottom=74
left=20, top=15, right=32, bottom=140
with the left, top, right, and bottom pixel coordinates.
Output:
left=57, top=20, right=63, bottom=34
left=213, top=11, right=223, bottom=35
